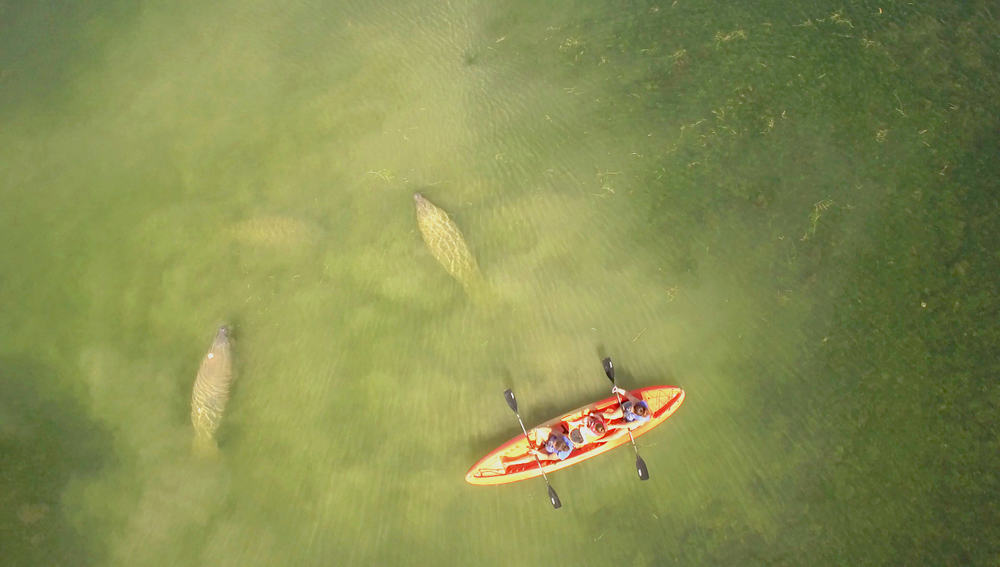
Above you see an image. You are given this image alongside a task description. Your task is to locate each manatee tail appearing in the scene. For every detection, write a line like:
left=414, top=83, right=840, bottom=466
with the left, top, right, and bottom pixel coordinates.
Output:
left=192, top=434, right=220, bottom=459
left=467, top=282, right=497, bottom=306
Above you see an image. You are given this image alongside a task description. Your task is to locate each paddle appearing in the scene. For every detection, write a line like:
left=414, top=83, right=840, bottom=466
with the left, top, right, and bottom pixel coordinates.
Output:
left=602, top=357, right=650, bottom=481
left=503, top=389, right=562, bottom=509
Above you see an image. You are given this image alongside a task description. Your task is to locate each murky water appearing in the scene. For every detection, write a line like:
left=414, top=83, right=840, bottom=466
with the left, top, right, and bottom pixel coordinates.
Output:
left=2, top=1, right=997, bottom=565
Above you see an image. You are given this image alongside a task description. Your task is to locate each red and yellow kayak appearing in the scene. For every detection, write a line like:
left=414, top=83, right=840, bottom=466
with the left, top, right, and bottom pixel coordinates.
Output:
left=465, top=385, right=685, bottom=485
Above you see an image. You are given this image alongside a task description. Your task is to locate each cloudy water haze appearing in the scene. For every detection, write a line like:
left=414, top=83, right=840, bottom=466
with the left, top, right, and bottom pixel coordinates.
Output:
left=2, top=1, right=997, bottom=565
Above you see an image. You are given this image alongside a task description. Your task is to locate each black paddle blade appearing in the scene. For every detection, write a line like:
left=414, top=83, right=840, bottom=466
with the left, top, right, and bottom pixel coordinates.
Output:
left=547, top=485, right=562, bottom=509
left=503, top=389, right=518, bottom=413
left=602, top=357, right=615, bottom=381
left=636, top=455, right=650, bottom=481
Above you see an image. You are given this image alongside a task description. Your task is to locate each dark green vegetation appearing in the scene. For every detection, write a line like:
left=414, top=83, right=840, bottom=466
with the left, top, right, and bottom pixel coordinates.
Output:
left=1, top=358, right=114, bottom=565
left=531, top=2, right=1000, bottom=564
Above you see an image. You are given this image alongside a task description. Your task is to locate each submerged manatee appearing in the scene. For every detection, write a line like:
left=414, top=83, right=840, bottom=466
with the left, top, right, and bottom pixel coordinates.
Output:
left=227, top=215, right=319, bottom=249
left=191, top=326, right=235, bottom=455
left=413, top=193, right=484, bottom=292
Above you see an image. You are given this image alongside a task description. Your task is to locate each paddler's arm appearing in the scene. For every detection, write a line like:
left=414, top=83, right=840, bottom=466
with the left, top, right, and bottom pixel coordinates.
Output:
left=600, top=406, right=623, bottom=421
left=612, top=385, right=643, bottom=406
left=527, top=426, right=553, bottom=446
left=595, top=427, right=630, bottom=445
left=526, top=427, right=566, bottom=461
left=530, top=449, right=561, bottom=462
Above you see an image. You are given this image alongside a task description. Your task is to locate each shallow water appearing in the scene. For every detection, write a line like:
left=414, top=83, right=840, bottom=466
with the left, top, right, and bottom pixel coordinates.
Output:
left=2, top=1, right=997, bottom=565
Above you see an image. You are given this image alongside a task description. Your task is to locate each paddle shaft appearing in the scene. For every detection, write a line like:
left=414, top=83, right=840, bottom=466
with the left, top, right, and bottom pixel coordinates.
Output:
left=504, top=389, right=561, bottom=508
left=603, top=357, right=650, bottom=480
left=511, top=411, right=556, bottom=485
left=611, top=388, right=641, bottom=457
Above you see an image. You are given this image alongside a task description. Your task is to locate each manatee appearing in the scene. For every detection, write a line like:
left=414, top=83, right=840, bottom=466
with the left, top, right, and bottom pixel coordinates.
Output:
left=413, top=193, right=484, bottom=292
left=190, top=326, right=235, bottom=455
left=226, top=215, right=319, bottom=248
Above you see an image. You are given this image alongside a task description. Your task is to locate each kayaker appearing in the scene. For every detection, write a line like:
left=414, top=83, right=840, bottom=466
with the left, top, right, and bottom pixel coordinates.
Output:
left=566, top=413, right=606, bottom=446
left=603, top=386, right=651, bottom=425
left=566, top=411, right=635, bottom=447
left=501, top=425, right=574, bottom=468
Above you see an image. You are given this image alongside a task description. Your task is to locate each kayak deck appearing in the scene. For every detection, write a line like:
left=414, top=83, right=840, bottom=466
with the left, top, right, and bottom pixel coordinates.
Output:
left=466, top=385, right=685, bottom=485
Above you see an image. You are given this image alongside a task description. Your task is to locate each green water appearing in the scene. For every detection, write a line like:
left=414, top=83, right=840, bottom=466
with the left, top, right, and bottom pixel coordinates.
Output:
left=2, top=1, right=997, bottom=565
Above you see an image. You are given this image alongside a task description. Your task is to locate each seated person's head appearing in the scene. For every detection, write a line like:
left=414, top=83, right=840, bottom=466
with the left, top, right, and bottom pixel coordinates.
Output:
left=632, top=402, right=649, bottom=418
left=546, top=434, right=570, bottom=454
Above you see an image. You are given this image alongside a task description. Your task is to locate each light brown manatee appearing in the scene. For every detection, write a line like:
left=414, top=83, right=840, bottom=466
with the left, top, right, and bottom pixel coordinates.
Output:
left=226, top=215, right=320, bottom=249
left=413, top=193, right=485, bottom=294
left=190, top=326, right=235, bottom=456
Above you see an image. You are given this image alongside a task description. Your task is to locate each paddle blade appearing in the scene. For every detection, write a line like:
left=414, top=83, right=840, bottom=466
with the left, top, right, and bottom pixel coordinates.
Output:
left=503, top=389, right=518, bottom=413
left=636, top=455, right=650, bottom=481
left=547, top=485, right=562, bottom=509
left=602, top=357, right=615, bottom=381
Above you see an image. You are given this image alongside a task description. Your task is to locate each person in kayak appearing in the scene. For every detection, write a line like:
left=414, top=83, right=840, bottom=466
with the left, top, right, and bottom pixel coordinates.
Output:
left=566, top=413, right=607, bottom=446
left=566, top=411, right=635, bottom=447
left=603, top=386, right=651, bottom=425
left=501, top=425, right=574, bottom=468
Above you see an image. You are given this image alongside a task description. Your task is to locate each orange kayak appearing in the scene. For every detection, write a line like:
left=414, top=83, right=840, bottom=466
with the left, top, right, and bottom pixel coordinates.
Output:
left=465, top=385, right=685, bottom=485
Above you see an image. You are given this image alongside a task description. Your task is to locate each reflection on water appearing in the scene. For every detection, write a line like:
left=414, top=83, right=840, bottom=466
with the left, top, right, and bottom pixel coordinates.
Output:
left=1, top=0, right=997, bottom=565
